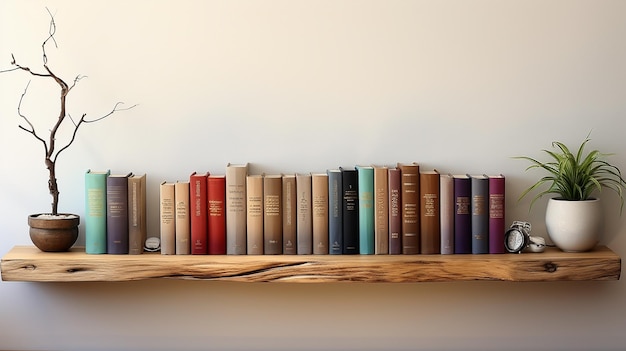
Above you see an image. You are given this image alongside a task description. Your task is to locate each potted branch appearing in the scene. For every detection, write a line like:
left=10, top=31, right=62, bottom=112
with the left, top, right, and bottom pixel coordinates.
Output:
left=1, top=9, right=134, bottom=252
left=516, top=133, right=626, bottom=252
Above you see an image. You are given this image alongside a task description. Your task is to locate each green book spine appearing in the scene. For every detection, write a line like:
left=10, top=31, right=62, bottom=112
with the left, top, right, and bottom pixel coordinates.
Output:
left=85, top=169, right=110, bottom=254
left=357, top=166, right=375, bottom=255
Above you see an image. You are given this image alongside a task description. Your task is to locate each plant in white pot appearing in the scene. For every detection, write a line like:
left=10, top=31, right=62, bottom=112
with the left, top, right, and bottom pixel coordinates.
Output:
left=1, top=9, right=135, bottom=251
left=516, top=133, right=626, bottom=252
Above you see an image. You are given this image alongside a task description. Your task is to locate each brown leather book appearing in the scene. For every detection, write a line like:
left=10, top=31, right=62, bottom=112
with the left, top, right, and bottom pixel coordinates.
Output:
left=246, top=174, right=264, bottom=255
left=312, top=173, right=329, bottom=254
left=397, top=162, right=420, bottom=254
left=263, top=174, right=283, bottom=255
left=420, top=170, right=440, bottom=254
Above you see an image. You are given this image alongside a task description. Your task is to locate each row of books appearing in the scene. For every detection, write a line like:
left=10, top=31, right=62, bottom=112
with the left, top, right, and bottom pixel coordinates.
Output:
left=84, top=170, right=147, bottom=254
left=159, top=163, right=506, bottom=255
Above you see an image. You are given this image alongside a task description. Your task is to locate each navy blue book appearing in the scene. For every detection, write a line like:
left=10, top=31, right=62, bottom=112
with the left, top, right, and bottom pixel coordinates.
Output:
left=469, top=174, right=489, bottom=254
left=340, top=167, right=359, bottom=254
left=327, top=169, right=343, bottom=254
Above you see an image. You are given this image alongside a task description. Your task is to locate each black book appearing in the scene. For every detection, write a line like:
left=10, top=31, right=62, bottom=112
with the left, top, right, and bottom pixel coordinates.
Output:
left=340, top=167, right=359, bottom=254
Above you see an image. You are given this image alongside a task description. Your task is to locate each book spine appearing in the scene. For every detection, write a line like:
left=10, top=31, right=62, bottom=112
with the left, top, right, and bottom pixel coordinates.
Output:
left=388, top=168, right=402, bottom=254
left=374, top=166, right=389, bottom=255
left=128, top=174, right=147, bottom=255
left=312, top=173, right=329, bottom=254
left=420, top=170, right=440, bottom=254
left=454, top=175, right=472, bottom=254
left=85, top=170, right=110, bottom=254
left=106, top=174, right=130, bottom=254
left=282, top=174, right=297, bottom=255
left=207, top=175, right=226, bottom=255
left=190, top=172, right=208, bottom=254
left=489, top=175, right=506, bottom=254
left=470, top=174, right=489, bottom=254
left=246, top=175, right=264, bottom=255
left=296, top=173, right=313, bottom=254
left=175, top=181, right=190, bottom=255
left=226, top=163, right=248, bottom=255
left=160, top=181, right=176, bottom=255
left=357, top=166, right=374, bottom=255
left=439, top=173, right=454, bottom=255
left=341, top=167, right=359, bottom=254
left=327, top=169, right=343, bottom=255
left=398, top=163, right=420, bottom=254
left=264, top=175, right=283, bottom=255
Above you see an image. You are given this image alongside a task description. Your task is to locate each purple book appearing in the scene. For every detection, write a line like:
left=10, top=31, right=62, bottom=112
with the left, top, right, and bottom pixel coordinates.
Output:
left=488, top=175, right=506, bottom=254
left=107, top=173, right=131, bottom=254
left=453, top=175, right=471, bottom=254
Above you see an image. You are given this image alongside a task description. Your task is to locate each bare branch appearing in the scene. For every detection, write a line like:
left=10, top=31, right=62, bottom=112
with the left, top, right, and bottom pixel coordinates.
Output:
left=17, top=81, right=49, bottom=152
left=53, top=113, right=86, bottom=163
left=42, top=7, right=58, bottom=65
left=84, top=102, right=138, bottom=123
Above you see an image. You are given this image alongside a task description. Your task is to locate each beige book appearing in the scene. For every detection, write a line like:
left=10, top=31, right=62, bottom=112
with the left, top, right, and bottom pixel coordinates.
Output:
left=246, top=174, right=264, bottom=255
left=128, top=174, right=147, bottom=255
left=312, top=173, right=329, bottom=254
left=282, top=174, right=297, bottom=255
left=296, top=173, right=312, bottom=254
left=263, top=175, right=283, bottom=254
left=226, top=163, right=248, bottom=255
left=160, top=181, right=176, bottom=255
left=175, top=181, right=190, bottom=255
left=373, top=165, right=389, bottom=255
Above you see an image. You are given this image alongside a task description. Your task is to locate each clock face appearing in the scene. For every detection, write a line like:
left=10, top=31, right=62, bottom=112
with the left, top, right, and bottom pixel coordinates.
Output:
left=506, top=229, right=525, bottom=252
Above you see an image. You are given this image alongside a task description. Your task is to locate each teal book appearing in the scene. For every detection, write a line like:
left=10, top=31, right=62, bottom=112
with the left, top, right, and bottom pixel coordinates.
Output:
left=357, top=165, right=375, bottom=255
left=85, top=169, right=110, bottom=254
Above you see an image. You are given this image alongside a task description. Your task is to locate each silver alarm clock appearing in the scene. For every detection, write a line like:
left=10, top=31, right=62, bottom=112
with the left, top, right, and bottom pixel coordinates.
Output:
left=504, top=221, right=546, bottom=253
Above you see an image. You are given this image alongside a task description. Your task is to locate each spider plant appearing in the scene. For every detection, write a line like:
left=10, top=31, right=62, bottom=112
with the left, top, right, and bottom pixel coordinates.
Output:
left=516, top=133, right=626, bottom=212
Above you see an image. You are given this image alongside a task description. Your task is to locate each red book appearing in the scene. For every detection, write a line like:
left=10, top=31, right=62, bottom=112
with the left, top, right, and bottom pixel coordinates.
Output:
left=190, top=172, right=208, bottom=254
left=488, top=174, right=506, bottom=254
left=208, top=174, right=226, bottom=255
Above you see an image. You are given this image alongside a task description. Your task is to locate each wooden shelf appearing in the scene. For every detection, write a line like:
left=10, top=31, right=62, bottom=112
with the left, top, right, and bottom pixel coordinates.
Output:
left=1, top=245, right=620, bottom=283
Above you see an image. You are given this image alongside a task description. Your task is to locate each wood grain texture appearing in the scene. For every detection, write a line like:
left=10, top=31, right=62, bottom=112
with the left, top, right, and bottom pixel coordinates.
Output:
left=1, top=245, right=621, bottom=283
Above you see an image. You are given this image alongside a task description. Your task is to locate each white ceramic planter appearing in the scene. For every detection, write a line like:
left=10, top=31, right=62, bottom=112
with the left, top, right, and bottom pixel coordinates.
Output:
left=545, top=198, right=602, bottom=252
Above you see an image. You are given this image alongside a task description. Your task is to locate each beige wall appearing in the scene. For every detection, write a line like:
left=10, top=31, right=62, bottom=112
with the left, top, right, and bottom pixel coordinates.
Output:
left=1, top=1, right=625, bottom=350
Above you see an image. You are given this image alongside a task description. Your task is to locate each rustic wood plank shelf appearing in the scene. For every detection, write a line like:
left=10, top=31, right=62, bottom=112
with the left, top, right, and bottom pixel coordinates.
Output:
left=0, top=245, right=621, bottom=283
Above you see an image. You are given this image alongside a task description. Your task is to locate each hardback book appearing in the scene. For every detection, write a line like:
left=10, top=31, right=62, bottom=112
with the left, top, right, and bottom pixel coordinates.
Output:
left=439, top=173, right=454, bottom=255
left=207, top=174, right=226, bottom=255
left=127, top=173, right=147, bottom=255
left=357, top=165, right=374, bottom=255
left=175, top=181, right=190, bottom=255
left=312, top=173, right=329, bottom=254
left=488, top=174, right=506, bottom=254
left=340, top=167, right=359, bottom=254
left=398, top=162, right=420, bottom=254
left=296, top=173, right=313, bottom=254
left=470, top=174, right=489, bottom=254
left=327, top=169, right=343, bottom=255
left=160, top=181, right=176, bottom=255
left=85, top=169, right=110, bottom=254
left=420, top=170, right=440, bottom=254
left=373, top=165, right=389, bottom=255
left=246, top=174, right=264, bottom=255
left=226, top=163, right=248, bottom=255
left=106, top=173, right=131, bottom=254
left=189, top=172, right=208, bottom=254
left=388, top=167, right=402, bottom=255
left=282, top=174, right=297, bottom=255
left=263, top=174, right=283, bottom=255
left=453, top=175, right=472, bottom=254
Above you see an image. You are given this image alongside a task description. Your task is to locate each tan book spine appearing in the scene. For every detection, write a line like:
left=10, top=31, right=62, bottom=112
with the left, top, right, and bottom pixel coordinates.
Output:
left=440, top=173, right=455, bottom=254
left=160, top=181, right=176, bottom=255
left=312, top=173, right=329, bottom=254
left=128, top=174, right=147, bottom=255
left=420, top=170, right=440, bottom=254
left=175, top=181, right=190, bottom=255
left=263, top=175, right=283, bottom=254
left=374, top=165, right=389, bottom=255
left=226, top=163, right=248, bottom=255
left=398, top=162, right=420, bottom=254
left=296, top=173, right=312, bottom=254
left=282, top=174, right=297, bottom=255
left=246, top=174, right=264, bottom=255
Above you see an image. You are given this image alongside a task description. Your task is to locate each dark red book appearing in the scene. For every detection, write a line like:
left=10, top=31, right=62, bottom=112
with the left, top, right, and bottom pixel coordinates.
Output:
left=488, top=174, right=506, bottom=254
left=190, top=172, right=208, bottom=254
left=207, top=175, right=226, bottom=255
left=388, top=167, right=402, bottom=254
